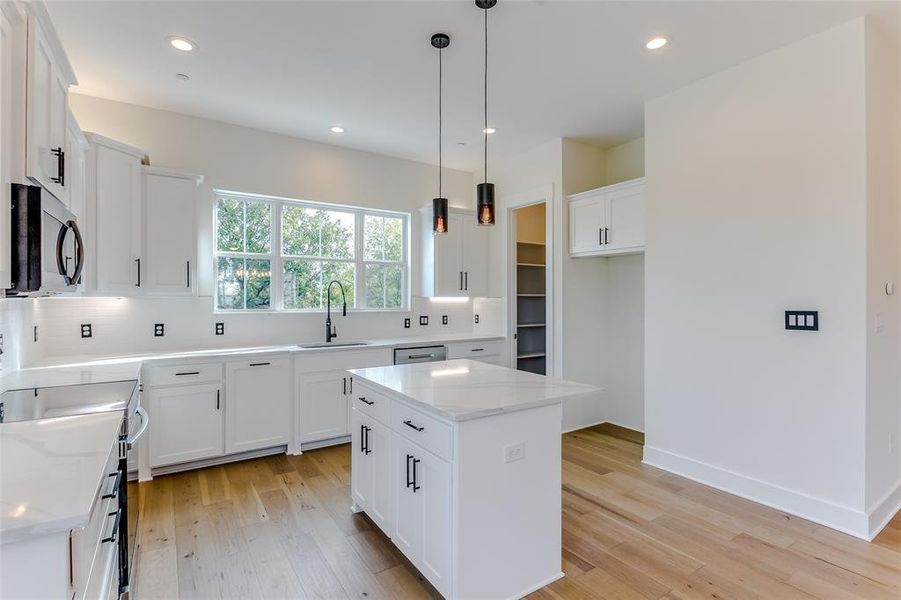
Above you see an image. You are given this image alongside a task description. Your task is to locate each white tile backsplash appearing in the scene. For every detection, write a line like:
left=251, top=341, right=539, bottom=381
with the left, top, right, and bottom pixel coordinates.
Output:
left=32, top=295, right=485, bottom=360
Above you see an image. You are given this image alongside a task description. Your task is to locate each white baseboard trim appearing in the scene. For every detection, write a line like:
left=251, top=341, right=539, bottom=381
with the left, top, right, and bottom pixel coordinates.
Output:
left=867, top=478, right=901, bottom=540
left=151, top=444, right=288, bottom=477
left=505, top=571, right=564, bottom=600
left=643, top=445, right=870, bottom=540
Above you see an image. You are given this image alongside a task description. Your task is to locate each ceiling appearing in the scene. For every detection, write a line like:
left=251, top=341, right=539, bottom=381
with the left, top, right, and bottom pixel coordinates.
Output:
left=48, top=1, right=883, bottom=172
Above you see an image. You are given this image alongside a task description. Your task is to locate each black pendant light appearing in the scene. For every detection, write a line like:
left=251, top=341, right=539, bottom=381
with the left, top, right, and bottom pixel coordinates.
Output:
left=476, top=0, right=496, bottom=226
left=432, top=33, right=450, bottom=234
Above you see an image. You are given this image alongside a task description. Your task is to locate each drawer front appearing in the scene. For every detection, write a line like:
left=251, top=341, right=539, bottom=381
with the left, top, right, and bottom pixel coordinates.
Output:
left=144, top=362, right=223, bottom=386
left=391, top=400, right=453, bottom=461
left=75, top=445, right=120, bottom=596
left=351, top=382, right=390, bottom=424
left=296, top=348, right=392, bottom=374
left=446, top=340, right=502, bottom=360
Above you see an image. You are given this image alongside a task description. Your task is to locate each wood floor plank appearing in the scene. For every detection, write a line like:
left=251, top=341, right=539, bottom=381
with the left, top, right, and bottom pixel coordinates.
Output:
left=133, top=425, right=901, bottom=599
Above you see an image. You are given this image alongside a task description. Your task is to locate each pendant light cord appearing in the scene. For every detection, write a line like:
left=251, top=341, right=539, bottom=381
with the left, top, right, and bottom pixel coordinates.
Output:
left=439, top=45, right=443, bottom=199
left=483, top=6, right=488, bottom=185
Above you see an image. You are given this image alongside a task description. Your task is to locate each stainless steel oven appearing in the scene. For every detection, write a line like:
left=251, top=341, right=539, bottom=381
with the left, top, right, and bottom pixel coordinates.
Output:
left=6, top=183, right=84, bottom=295
left=119, top=385, right=147, bottom=599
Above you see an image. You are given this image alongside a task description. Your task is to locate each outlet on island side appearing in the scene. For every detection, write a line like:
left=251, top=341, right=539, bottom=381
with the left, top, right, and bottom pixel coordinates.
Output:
left=404, top=318, right=411, bottom=328
left=442, top=315, right=448, bottom=325
left=419, top=316, right=429, bottom=326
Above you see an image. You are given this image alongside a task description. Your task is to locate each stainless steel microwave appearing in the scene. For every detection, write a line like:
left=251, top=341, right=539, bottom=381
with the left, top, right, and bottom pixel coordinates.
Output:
left=6, top=183, right=84, bottom=296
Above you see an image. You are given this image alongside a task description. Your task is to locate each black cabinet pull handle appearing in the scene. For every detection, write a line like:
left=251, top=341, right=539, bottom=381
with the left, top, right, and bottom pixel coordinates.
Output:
left=364, top=426, right=371, bottom=455
left=102, top=509, right=122, bottom=544
left=249, top=362, right=270, bottom=367
left=471, top=348, right=484, bottom=352
left=102, top=470, right=122, bottom=500
left=135, top=258, right=141, bottom=286
left=360, top=424, right=367, bottom=454
left=343, top=377, right=347, bottom=395
left=412, top=458, right=421, bottom=492
left=403, top=419, right=424, bottom=432
left=599, top=228, right=603, bottom=245
left=604, top=227, right=609, bottom=245
left=186, top=261, right=191, bottom=288
left=359, top=397, right=374, bottom=406
left=349, top=377, right=353, bottom=394
left=175, top=371, right=200, bottom=376
left=459, top=271, right=463, bottom=291
left=464, top=271, right=468, bottom=290
left=216, top=389, right=220, bottom=410
left=51, top=147, right=64, bottom=186
left=406, top=454, right=414, bottom=488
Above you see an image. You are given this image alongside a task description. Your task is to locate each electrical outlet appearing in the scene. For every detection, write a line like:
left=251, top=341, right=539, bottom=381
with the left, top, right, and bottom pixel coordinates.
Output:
left=504, top=442, right=525, bottom=463
left=474, top=314, right=480, bottom=324
left=404, top=318, right=411, bottom=329
left=215, top=322, right=225, bottom=335
left=154, top=323, right=165, bottom=337
left=81, top=324, right=92, bottom=338
left=419, top=315, right=429, bottom=326
left=442, top=315, right=448, bottom=325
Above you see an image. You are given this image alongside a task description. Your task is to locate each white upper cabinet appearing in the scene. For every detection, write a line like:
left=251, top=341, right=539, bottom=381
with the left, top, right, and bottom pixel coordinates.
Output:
left=24, top=6, right=76, bottom=203
left=0, top=2, right=24, bottom=290
left=420, top=207, right=490, bottom=297
left=85, top=133, right=145, bottom=294
left=569, top=177, right=645, bottom=257
left=143, top=166, right=202, bottom=295
left=225, top=356, right=292, bottom=454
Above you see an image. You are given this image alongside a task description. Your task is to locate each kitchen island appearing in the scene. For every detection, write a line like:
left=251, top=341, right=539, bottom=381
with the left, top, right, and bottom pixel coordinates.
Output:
left=348, top=359, right=599, bottom=600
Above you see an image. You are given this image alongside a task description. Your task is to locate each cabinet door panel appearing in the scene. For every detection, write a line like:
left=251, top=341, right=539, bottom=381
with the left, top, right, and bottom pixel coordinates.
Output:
left=225, top=358, right=291, bottom=454
left=605, top=187, right=645, bottom=251
left=433, top=212, right=463, bottom=296
left=418, top=450, right=453, bottom=596
left=368, top=419, right=394, bottom=536
left=144, top=173, right=197, bottom=295
left=25, top=18, right=67, bottom=201
left=299, top=371, right=349, bottom=443
left=461, top=219, right=489, bottom=296
left=94, top=146, right=142, bottom=293
left=569, top=195, right=606, bottom=254
left=149, top=383, right=223, bottom=467
left=393, top=440, right=422, bottom=563
left=351, top=409, right=372, bottom=512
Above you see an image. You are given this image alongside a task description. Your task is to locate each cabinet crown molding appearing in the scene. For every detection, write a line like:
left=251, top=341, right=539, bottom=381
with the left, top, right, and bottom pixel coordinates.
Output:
left=23, top=1, right=77, bottom=85
left=567, top=176, right=645, bottom=202
left=84, top=132, right=146, bottom=159
left=142, top=164, right=204, bottom=185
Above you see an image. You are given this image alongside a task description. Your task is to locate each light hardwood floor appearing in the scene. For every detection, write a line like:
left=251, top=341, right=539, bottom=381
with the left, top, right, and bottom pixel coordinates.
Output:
left=132, top=424, right=901, bottom=599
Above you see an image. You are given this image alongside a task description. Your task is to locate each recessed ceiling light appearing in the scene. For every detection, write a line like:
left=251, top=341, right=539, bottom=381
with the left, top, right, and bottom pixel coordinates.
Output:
left=483, top=127, right=496, bottom=134
left=169, top=37, right=195, bottom=52
left=645, top=36, right=669, bottom=50
left=330, top=126, right=345, bottom=133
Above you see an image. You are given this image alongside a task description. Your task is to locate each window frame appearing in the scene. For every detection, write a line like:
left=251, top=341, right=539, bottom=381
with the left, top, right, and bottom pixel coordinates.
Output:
left=213, top=189, right=410, bottom=313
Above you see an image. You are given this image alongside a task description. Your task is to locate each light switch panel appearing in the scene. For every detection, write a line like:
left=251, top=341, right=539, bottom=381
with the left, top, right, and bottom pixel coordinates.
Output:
left=785, top=310, right=818, bottom=331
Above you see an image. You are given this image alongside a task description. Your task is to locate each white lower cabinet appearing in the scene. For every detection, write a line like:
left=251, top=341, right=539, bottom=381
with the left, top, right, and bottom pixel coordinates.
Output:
left=148, top=382, right=223, bottom=468
left=395, top=437, right=452, bottom=595
left=225, top=356, right=291, bottom=454
left=352, top=392, right=452, bottom=598
left=351, top=409, right=394, bottom=536
left=299, top=370, right=350, bottom=443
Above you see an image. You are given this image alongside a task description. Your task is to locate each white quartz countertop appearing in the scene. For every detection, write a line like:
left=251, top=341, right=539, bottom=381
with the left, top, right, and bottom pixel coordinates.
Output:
left=3, top=333, right=504, bottom=390
left=0, top=411, right=123, bottom=544
left=349, top=359, right=600, bottom=422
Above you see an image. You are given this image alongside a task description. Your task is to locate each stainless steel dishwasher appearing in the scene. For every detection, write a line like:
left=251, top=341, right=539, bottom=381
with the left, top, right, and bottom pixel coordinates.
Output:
left=393, top=345, right=448, bottom=364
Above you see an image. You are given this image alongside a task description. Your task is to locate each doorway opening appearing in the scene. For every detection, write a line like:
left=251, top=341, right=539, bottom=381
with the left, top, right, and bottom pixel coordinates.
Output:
left=512, top=202, right=548, bottom=374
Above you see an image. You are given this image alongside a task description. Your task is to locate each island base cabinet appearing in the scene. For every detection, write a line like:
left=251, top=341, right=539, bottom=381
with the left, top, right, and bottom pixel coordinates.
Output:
left=351, top=409, right=394, bottom=536
left=149, top=382, right=223, bottom=468
left=392, top=438, right=452, bottom=598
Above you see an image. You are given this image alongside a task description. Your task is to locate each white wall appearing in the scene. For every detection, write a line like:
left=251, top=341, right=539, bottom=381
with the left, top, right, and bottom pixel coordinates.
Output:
left=863, top=10, right=901, bottom=536
left=0, top=298, right=39, bottom=380
left=606, top=138, right=645, bottom=185
left=643, top=19, right=873, bottom=536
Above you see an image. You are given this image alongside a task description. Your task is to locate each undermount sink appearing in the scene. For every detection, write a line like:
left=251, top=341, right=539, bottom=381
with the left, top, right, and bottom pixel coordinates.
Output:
left=298, top=341, right=372, bottom=349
